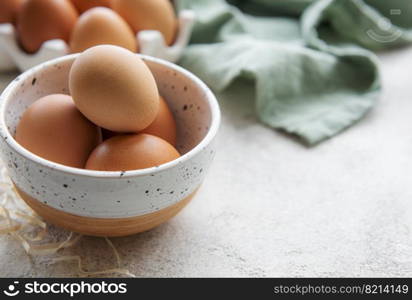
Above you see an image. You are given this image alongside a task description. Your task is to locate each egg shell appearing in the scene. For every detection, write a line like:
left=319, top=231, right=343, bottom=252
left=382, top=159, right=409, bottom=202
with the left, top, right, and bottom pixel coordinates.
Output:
left=101, top=95, right=177, bottom=145
left=0, top=0, right=24, bottom=24
left=141, top=95, right=176, bottom=146
left=70, top=0, right=111, bottom=13
left=17, top=0, right=78, bottom=53
left=69, top=45, right=159, bottom=132
left=70, top=7, right=137, bottom=53
left=112, top=0, right=177, bottom=45
left=15, top=94, right=102, bottom=168
left=86, top=133, right=180, bottom=171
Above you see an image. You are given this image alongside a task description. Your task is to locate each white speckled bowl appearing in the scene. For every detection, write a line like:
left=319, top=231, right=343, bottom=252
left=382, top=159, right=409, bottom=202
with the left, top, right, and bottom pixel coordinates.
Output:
left=0, top=54, right=220, bottom=236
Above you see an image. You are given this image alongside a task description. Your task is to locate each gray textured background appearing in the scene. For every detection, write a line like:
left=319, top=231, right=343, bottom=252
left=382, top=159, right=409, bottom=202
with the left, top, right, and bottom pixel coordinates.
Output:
left=0, top=47, right=411, bottom=277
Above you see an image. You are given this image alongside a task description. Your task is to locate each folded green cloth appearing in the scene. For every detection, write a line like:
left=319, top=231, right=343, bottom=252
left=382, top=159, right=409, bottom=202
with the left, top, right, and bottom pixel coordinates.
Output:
left=176, top=0, right=412, bottom=144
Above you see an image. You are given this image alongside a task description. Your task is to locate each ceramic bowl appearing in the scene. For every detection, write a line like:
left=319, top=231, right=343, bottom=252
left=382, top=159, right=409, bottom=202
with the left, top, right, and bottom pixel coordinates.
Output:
left=0, top=54, right=220, bottom=237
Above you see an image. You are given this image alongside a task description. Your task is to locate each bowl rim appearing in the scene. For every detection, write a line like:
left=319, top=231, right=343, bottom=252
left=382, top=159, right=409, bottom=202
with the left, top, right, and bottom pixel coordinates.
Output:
left=0, top=53, right=221, bottom=179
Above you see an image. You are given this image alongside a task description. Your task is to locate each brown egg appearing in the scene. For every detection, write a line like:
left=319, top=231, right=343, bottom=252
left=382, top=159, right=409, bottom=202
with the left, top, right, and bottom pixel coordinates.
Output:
left=15, top=94, right=102, bottom=168
left=0, top=0, right=24, bottom=24
left=141, top=96, right=176, bottom=146
left=101, top=96, right=177, bottom=145
left=17, top=0, right=78, bottom=53
left=70, top=0, right=111, bottom=13
left=70, top=7, right=137, bottom=53
left=86, top=134, right=180, bottom=171
left=69, top=45, right=159, bottom=132
left=112, top=0, right=177, bottom=45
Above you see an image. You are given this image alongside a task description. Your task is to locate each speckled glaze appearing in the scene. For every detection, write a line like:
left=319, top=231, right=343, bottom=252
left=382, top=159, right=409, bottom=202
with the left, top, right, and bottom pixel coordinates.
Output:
left=0, top=54, right=220, bottom=219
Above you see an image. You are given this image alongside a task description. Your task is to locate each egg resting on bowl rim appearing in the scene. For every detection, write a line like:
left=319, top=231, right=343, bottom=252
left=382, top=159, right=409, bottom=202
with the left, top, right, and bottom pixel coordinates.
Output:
left=15, top=94, right=102, bottom=168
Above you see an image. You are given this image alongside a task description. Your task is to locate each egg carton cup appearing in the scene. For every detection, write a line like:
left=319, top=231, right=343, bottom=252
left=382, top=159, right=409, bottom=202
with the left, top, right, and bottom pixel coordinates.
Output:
left=0, top=9, right=195, bottom=72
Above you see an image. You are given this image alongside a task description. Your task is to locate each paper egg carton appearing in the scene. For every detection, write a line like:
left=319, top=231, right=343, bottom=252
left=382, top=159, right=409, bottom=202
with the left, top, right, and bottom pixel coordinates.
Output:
left=0, top=9, right=195, bottom=72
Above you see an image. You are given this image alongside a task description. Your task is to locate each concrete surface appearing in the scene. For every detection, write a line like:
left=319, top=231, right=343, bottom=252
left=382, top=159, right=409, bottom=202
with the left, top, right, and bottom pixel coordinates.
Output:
left=0, top=47, right=412, bottom=277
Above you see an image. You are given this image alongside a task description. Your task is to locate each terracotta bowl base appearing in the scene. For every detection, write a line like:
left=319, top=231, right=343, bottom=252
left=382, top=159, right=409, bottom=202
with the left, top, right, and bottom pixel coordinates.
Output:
left=14, top=186, right=196, bottom=237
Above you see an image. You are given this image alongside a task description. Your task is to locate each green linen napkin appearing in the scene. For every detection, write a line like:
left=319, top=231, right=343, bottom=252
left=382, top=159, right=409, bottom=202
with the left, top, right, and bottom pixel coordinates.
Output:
left=176, top=0, right=412, bottom=145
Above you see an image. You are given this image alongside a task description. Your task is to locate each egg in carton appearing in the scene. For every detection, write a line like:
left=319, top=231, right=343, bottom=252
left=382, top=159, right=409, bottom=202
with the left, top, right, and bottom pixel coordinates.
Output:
left=0, top=9, right=195, bottom=72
